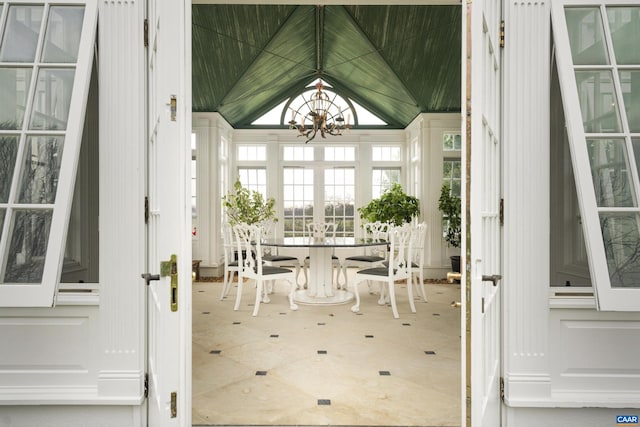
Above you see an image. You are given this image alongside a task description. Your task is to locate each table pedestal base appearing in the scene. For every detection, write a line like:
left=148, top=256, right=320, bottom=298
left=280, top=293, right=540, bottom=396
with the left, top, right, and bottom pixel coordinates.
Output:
left=293, top=289, right=354, bottom=305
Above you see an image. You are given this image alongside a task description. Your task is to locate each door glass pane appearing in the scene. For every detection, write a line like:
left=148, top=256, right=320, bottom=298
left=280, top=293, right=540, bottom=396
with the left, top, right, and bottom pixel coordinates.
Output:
left=0, top=5, right=44, bottom=62
left=0, top=68, right=32, bottom=129
left=575, top=70, right=621, bottom=132
left=283, top=168, right=313, bottom=237
left=29, top=68, right=75, bottom=130
left=600, top=213, right=640, bottom=288
left=18, top=136, right=64, bottom=204
left=4, top=209, right=53, bottom=283
left=587, top=138, right=635, bottom=207
left=619, top=70, right=640, bottom=133
left=565, top=8, right=609, bottom=65
left=324, top=168, right=355, bottom=237
left=607, top=7, right=640, bottom=65
left=0, top=135, right=19, bottom=202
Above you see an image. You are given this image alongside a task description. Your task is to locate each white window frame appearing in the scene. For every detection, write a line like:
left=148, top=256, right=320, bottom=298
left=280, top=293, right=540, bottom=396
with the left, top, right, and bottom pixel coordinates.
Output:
left=0, top=0, right=97, bottom=307
left=552, top=0, right=640, bottom=310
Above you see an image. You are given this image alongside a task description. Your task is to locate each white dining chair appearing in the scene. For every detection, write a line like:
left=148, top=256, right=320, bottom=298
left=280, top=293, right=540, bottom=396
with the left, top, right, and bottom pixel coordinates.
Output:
left=409, top=222, right=428, bottom=302
left=233, top=222, right=299, bottom=316
left=302, top=221, right=343, bottom=289
left=350, top=224, right=415, bottom=319
left=341, top=221, right=390, bottom=290
left=259, top=219, right=302, bottom=288
left=219, top=222, right=240, bottom=300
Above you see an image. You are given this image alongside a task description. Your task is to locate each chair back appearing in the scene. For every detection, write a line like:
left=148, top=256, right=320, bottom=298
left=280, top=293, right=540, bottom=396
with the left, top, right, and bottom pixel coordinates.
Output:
left=387, top=224, right=413, bottom=280
left=306, top=222, right=337, bottom=238
left=233, top=222, right=264, bottom=280
left=222, top=222, right=236, bottom=263
left=410, top=222, right=427, bottom=267
left=363, top=221, right=390, bottom=257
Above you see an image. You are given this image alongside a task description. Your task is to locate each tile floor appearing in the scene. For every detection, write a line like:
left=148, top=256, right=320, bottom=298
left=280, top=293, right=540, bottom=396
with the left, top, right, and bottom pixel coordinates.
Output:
left=192, top=270, right=462, bottom=427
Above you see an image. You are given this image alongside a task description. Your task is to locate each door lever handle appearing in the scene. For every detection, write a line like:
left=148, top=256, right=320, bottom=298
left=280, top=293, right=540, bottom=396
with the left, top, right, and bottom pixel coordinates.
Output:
left=482, top=274, right=502, bottom=286
left=141, top=273, right=160, bottom=286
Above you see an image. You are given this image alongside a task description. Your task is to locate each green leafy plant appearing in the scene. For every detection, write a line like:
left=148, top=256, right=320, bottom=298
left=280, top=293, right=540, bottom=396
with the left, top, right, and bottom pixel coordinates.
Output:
left=357, top=183, right=420, bottom=226
left=438, top=183, right=461, bottom=248
left=222, top=179, right=276, bottom=225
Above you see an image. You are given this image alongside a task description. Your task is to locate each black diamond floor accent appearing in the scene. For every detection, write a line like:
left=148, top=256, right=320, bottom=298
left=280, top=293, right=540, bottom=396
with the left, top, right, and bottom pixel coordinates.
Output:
left=433, top=313, right=441, bottom=316
left=317, top=399, right=331, bottom=405
left=202, top=312, right=210, bottom=314
left=209, top=350, right=221, bottom=354
left=365, top=335, right=374, bottom=338
left=255, top=371, right=267, bottom=376
left=232, top=321, right=241, bottom=325
left=379, top=371, right=391, bottom=376
left=270, top=334, right=279, bottom=338
left=317, top=322, right=326, bottom=326
left=425, top=350, right=436, bottom=355
left=317, top=350, right=327, bottom=354
left=402, top=323, right=411, bottom=326
left=279, top=312, right=287, bottom=315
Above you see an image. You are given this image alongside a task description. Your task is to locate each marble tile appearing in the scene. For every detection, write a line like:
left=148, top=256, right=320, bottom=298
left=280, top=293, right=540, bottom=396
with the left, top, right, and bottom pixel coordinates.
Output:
left=192, top=270, right=462, bottom=426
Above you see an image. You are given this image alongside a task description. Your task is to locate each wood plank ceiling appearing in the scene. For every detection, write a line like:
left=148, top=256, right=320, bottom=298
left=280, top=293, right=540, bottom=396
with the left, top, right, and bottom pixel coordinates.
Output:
left=192, top=5, right=461, bottom=129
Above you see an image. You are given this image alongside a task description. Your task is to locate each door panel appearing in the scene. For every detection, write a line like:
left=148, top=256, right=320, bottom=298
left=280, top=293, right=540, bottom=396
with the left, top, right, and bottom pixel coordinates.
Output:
left=465, top=0, right=503, bottom=425
left=146, top=0, right=190, bottom=426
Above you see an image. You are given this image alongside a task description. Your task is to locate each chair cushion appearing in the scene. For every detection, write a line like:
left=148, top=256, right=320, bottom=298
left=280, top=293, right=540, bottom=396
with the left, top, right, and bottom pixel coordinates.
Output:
left=228, top=261, right=238, bottom=267
left=356, top=267, right=391, bottom=276
left=258, top=266, right=294, bottom=275
left=263, top=255, right=298, bottom=262
left=382, top=260, right=418, bottom=268
left=346, top=255, right=385, bottom=263
left=305, top=255, right=339, bottom=259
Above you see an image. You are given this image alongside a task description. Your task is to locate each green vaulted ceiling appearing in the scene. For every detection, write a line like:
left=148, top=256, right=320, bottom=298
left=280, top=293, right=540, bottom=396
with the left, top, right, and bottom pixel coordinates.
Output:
left=192, top=5, right=461, bottom=129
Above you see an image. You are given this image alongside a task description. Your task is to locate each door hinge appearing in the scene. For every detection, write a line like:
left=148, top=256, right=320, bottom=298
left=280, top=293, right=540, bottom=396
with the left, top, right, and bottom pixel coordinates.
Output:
left=170, top=391, right=177, bottom=418
left=499, top=20, right=505, bottom=48
left=500, top=376, right=505, bottom=401
left=143, top=19, right=149, bottom=47
left=161, top=255, right=178, bottom=312
left=144, top=196, right=149, bottom=224
left=144, top=373, right=149, bottom=399
left=499, top=198, right=504, bottom=226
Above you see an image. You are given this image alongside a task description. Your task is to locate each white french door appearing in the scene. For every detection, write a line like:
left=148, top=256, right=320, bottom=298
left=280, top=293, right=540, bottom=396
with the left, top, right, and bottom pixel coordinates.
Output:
left=145, top=0, right=191, bottom=426
left=464, top=0, right=504, bottom=425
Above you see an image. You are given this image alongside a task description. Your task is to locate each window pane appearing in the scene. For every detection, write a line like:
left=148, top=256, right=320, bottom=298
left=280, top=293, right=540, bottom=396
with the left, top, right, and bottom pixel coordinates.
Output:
left=607, top=7, right=640, bottom=65
left=372, top=168, right=400, bottom=198
left=587, top=138, right=635, bottom=207
left=30, top=68, right=75, bottom=130
left=372, top=146, right=401, bottom=161
left=0, top=68, right=32, bottom=129
left=283, top=146, right=313, bottom=161
left=0, top=5, right=44, bottom=62
left=0, top=136, right=19, bottom=202
left=619, top=70, right=640, bottom=133
left=4, top=209, right=53, bottom=283
left=236, top=145, right=266, bottom=161
left=443, top=133, right=462, bottom=151
left=18, top=136, right=64, bottom=204
left=600, top=213, right=640, bottom=288
left=575, top=70, right=621, bottom=133
left=325, top=146, right=355, bottom=161
left=565, top=8, right=609, bottom=65
left=42, top=6, right=85, bottom=63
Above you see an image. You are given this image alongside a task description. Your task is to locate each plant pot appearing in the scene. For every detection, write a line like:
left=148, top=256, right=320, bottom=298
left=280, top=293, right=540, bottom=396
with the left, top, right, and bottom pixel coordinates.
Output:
left=450, top=255, right=461, bottom=273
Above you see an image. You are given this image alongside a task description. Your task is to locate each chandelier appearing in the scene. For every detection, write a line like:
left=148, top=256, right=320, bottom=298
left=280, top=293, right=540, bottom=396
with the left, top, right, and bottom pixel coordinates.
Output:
left=288, top=81, right=351, bottom=143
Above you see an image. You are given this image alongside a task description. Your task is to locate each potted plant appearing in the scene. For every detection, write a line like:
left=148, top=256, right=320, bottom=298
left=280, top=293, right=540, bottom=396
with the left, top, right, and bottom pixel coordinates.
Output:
left=357, top=183, right=420, bottom=226
left=222, top=179, right=276, bottom=225
left=438, top=183, right=462, bottom=272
